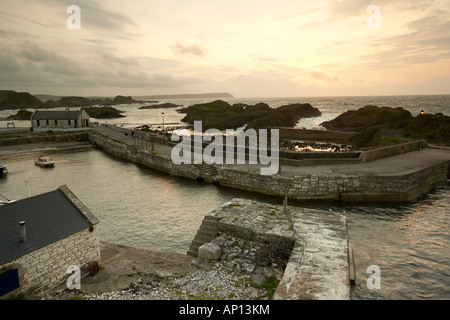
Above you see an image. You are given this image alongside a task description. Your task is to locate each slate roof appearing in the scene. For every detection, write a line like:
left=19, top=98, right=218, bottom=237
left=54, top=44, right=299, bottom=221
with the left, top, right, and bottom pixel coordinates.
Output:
left=31, top=110, right=84, bottom=120
left=0, top=186, right=98, bottom=266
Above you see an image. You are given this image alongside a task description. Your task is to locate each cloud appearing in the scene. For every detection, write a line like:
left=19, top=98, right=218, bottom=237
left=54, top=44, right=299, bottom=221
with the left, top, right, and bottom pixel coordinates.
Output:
left=169, top=41, right=207, bottom=58
left=101, top=53, right=140, bottom=66
left=360, top=9, right=450, bottom=69
left=18, top=41, right=84, bottom=76
left=53, top=0, right=138, bottom=31
left=310, top=71, right=339, bottom=83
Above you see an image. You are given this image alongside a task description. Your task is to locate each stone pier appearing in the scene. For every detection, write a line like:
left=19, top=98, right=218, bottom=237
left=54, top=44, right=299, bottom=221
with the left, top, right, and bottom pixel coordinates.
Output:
left=272, top=208, right=350, bottom=300
left=189, top=198, right=351, bottom=300
left=89, top=125, right=450, bottom=203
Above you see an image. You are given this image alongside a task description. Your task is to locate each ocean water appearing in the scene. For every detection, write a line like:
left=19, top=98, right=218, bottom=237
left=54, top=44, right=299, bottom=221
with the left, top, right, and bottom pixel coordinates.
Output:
left=1, top=94, right=449, bottom=130
left=1, top=94, right=449, bottom=300
left=1, top=147, right=448, bottom=300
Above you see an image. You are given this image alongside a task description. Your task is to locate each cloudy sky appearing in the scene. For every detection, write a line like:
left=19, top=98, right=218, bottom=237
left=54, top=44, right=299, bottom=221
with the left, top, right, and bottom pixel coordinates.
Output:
left=1, top=0, right=449, bottom=97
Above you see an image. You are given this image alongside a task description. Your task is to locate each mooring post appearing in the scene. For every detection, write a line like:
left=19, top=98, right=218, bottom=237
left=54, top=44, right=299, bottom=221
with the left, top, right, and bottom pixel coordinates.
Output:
left=349, top=246, right=356, bottom=286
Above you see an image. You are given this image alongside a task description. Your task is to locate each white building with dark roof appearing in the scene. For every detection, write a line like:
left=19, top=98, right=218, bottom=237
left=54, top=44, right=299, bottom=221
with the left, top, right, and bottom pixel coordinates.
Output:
left=30, top=109, right=91, bottom=129
left=0, top=185, right=100, bottom=298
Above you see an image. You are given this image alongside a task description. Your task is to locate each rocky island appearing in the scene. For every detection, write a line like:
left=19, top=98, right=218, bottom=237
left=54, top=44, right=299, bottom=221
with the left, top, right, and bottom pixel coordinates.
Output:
left=178, top=100, right=321, bottom=130
left=2, top=109, right=33, bottom=120
left=321, top=105, right=450, bottom=147
left=139, top=103, right=183, bottom=109
left=0, top=90, right=143, bottom=110
left=82, top=106, right=125, bottom=119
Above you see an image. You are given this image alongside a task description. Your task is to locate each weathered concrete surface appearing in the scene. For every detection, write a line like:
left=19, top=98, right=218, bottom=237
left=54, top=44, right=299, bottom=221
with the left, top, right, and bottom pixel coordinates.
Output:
left=273, top=208, right=350, bottom=300
left=198, top=198, right=350, bottom=300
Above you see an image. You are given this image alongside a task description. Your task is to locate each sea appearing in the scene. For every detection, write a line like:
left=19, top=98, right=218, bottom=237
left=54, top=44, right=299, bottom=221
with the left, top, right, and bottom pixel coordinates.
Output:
left=0, top=94, right=449, bottom=300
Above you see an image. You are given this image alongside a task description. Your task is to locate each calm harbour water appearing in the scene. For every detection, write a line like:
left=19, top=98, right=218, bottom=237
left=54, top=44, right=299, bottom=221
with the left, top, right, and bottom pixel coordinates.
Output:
left=1, top=94, right=449, bottom=300
left=1, top=146, right=448, bottom=300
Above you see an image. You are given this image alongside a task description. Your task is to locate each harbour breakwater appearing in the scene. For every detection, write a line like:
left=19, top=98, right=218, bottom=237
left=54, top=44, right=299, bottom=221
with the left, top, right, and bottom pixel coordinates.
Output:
left=0, top=129, right=89, bottom=147
left=87, top=126, right=450, bottom=202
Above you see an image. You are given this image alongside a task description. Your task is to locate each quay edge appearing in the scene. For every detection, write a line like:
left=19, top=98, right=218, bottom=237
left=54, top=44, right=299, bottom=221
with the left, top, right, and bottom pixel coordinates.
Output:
left=87, top=128, right=450, bottom=203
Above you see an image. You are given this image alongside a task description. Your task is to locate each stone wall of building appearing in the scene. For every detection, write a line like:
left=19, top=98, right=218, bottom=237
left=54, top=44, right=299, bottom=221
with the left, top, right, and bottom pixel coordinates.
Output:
left=2, top=227, right=100, bottom=296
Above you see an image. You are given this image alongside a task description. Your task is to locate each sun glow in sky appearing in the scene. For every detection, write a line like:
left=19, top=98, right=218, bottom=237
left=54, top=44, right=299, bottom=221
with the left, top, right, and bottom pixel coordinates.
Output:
left=1, top=0, right=449, bottom=97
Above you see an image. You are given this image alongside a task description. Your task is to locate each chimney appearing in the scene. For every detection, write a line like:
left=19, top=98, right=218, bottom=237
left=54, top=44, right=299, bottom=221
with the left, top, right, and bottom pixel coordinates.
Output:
left=19, top=221, right=26, bottom=242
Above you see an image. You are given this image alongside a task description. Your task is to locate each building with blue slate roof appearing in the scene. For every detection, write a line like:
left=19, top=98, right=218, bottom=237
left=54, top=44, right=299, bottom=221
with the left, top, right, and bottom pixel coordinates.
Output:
left=0, top=185, right=100, bottom=298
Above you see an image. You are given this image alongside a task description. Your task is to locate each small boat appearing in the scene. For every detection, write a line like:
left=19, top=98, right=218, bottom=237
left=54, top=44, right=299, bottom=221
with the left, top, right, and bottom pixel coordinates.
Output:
left=0, top=158, right=8, bottom=177
left=35, top=156, right=55, bottom=167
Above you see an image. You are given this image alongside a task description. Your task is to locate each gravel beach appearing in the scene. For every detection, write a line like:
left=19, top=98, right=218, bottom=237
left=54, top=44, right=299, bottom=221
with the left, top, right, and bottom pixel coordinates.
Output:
left=40, top=239, right=285, bottom=301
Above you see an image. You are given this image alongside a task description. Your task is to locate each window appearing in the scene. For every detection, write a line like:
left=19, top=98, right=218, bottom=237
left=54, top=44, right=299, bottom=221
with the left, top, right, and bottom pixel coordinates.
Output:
left=0, top=269, right=20, bottom=297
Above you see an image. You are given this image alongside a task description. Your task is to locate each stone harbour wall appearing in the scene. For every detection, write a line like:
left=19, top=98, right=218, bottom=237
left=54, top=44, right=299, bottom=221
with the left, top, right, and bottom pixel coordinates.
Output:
left=88, top=132, right=202, bottom=181
left=0, top=131, right=90, bottom=147
left=88, top=131, right=449, bottom=202
left=215, top=162, right=449, bottom=201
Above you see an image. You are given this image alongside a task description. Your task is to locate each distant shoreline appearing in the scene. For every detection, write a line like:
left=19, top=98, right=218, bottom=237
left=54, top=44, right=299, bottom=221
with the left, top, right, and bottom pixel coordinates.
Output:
left=134, top=92, right=234, bottom=100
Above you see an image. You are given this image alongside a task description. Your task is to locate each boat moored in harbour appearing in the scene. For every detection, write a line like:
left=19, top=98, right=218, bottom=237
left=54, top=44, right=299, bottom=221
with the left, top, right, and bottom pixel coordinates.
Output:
left=0, top=158, right=8, bottom=177
left=35, top=156, right=55, bottom=167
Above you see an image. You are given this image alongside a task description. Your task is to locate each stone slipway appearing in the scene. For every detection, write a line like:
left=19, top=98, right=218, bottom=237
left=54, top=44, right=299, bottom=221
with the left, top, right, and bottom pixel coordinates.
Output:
left=192, top=199, right=351, bottom=300
left=272, top=208, right=350, bottom=300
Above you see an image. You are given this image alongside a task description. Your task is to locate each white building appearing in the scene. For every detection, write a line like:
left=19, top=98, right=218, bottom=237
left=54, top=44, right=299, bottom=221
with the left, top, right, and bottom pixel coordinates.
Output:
left=30, top=109, right=91, bottom=129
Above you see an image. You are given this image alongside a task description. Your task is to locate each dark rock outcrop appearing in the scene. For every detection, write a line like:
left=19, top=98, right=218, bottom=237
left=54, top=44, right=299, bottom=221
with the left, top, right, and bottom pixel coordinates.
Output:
left=0, top=90, right=43, bottom=109
left=321, top=105, right=412, bottom=133
left=139, top=103, right=182, bottom=109
left=112, top=95, right=139, bottom=105
left=402, top=113, right=450, bottom=145
left=178, top=100, right=321, bottom=130
left=43, top=96, right=95, bottom=108
left=5, top=109, right=33, bottom=120
left=42, top=95, right=141, bottom=108
left=83, top=106, right=125, bottom=119
left=321, top=105, right=450, bottom=147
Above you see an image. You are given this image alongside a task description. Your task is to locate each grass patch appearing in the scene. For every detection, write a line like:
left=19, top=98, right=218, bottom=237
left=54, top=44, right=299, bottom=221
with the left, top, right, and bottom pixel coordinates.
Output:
left=235, top=276, right=280, bottom=300
left=5, top=293, right=27, bottom=300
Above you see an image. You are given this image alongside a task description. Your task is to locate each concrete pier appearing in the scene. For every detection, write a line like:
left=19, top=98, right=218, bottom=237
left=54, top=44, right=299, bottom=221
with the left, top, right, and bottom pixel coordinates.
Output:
left=273, top=208, right=350, bottom=300
left=89, top=125, right=450, bottom=202
left=189, top=198, right=351, bottom=300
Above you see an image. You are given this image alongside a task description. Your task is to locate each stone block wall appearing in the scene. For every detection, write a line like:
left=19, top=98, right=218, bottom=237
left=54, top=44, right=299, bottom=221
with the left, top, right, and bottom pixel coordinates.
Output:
left=276, top=127, right=358, bottom=142
left=89, top=131, right=202, bottom=181
left=88, top=130, right=449, bottom=202
left=210, top=199, right=296, bottom=261
left=215, top=161, right=449, bottom=201
left=2, top=227, right=100, bottom=296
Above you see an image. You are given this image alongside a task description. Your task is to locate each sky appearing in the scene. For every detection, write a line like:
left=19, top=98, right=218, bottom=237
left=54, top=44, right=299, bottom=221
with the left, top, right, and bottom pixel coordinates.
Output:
left=0, top=0, right=449, bottom=98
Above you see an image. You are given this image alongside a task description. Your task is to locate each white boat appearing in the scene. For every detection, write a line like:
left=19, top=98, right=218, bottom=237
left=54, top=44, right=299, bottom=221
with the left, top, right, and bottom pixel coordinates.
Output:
left=35, top=156, right=55, bottom=167
left=0, top=158, right=8, bottom=177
